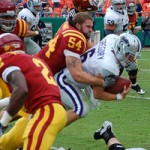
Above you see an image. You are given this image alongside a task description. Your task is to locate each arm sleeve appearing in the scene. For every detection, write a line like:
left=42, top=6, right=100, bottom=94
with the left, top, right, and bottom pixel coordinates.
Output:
left=64, top=49, right=80, bottom=58
left=2, top=66, right=21, bottom=82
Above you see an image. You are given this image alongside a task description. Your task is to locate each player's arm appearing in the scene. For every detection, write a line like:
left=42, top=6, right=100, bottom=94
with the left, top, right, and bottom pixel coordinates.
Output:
left=0, top=68, right=28, bottom=127
left=25, top=22, right=48, bottom=37
left=93, top=83, right=131, bottom=100
left=66, top=54, right=106, bottom=87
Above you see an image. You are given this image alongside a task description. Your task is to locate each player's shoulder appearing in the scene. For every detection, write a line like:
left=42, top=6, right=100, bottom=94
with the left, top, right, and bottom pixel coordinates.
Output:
left=60, top=22, right=87, bottom=43
left=104, top=34, right=118, bottom=41
left=18, top=8, right=33, bottom=18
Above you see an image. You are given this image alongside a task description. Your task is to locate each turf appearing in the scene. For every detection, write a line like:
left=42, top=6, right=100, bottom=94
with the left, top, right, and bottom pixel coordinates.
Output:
left=52, top=49, right=150, bottom=150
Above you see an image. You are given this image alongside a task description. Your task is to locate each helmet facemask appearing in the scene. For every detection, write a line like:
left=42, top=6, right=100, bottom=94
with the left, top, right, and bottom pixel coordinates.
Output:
left=127, top=3, right=136, bottom=15
left=112, top=0, right=127, bottom=14
left=0, top=10, right=16, bottom=32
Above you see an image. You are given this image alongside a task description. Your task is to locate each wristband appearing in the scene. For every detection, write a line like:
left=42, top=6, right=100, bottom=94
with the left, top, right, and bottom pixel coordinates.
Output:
left=116, top=93, right=123, bottom=100
left=0, top=111, right=13, bottom=126
left=35, top=31, right=39, bottom=35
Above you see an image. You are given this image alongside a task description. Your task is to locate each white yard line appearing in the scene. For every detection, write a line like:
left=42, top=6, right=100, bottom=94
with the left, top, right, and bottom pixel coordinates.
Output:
left=127, top=95, right=150, bottom=100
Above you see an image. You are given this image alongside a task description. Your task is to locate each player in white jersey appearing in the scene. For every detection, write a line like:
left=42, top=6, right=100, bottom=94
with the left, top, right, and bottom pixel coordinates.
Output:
left=104, top=0, right=129, bottom=36
left=104, top=0, right=145, bottom=95
left=104, top=6, right=129, bottom=35
left=55, top=33, right=141, bottom=126
left=18, top=0, right=48, bottom=54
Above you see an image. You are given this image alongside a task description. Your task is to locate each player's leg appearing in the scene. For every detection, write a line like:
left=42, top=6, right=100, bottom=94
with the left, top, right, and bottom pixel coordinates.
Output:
left=0, top=117, right=28, bottom=150
left=55, top=71, right=90, bottom=126
left=94, top=121, right=125, bottom=150
left=127, top=68, right=145, bottom=95
left=23, top=103, right=67, bottom=149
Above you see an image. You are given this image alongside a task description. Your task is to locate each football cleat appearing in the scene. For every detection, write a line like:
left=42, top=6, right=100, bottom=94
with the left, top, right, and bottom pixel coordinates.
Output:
left=131, top=83, right=145, bottom=95
left=94, top=121, right=112, bottom=140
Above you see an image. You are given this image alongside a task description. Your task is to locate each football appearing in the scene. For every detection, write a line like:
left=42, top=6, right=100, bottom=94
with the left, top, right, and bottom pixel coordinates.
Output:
left=105, top=76, right=131, bottom=94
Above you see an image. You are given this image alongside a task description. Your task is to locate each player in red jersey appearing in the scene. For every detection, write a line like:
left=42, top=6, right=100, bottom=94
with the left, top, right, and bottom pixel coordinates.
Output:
left=0, top=0, right=27, bottom=44
left=36, top=12, right=115, bottom=126
left=36, top=12, right=106, bottom=87
left=126, top=0, right=140, bottom=33
left=0, top=33, right=67, bottom=149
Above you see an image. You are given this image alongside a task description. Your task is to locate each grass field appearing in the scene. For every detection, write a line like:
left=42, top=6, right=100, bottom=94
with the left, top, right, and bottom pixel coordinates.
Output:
left=53, top=49, right=150, bottom=150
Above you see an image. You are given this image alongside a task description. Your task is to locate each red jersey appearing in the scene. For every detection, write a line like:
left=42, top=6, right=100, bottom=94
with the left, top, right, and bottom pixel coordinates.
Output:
left=128, top=12, right=138, bottom=30
left=35, top=21, right=87, bottom=75
left=0, top=18, right=27, bottom=41
left=0, top=52, right=62, bottom=113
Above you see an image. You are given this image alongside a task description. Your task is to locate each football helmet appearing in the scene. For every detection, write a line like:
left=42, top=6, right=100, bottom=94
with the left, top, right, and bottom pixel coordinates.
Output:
left=16, top=2, right=24, bottom=14
left=0, top=0, right=16, bottom=32
left=112, top=0, right=126, bottom=14
left=0, top=33, right=24, bottom=55
left=72, top=0, right=99, bottom=12
left=26, top=0, right=41, bottom=14
left=114, top=33, right=141, bottom=68
left=126, top=0, right=136, bottom=15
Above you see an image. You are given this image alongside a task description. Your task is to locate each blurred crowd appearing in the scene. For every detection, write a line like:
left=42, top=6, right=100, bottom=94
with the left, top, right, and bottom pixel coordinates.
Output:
left=14, top=0, right=150, bottom=18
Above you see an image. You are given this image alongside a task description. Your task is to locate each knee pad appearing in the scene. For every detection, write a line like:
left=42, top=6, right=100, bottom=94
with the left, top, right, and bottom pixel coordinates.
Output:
left=109, top=144, right=125, bottom=150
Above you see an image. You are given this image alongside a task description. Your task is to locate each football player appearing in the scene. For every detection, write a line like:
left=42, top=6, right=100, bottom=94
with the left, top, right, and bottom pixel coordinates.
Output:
left=17, top=0, right=48, bottom=54
left=0, top=0, right=28, bottom=99
left=127, top=0, right=140, bottom=33
left=0, top=0, right=27, bottom=48
left=67, top=0, right=100, bottom=48
left=67, top=0, right=99, bottom=21
left=104, top=0, right=129, bottom=36
left=0, top=33, right=67, bottom=150
left=55, top=33, right=142, bottom=126
left=104, top=0, right=145, bottom=95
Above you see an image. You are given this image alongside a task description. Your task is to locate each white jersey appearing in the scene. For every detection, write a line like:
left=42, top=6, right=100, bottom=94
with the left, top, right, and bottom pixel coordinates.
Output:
left=63, top=34, right=120, bottom=88
left=104, top=7, right=129, bottom=35
left=17, top=8, right=40, bottom=31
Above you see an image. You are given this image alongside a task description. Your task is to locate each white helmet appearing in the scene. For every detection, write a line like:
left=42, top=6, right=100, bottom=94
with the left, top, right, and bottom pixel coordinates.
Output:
left=114, top=33, right=141, bottom=68
left=126, top=0, right=136, bottom=15
left=26, top=0, right=41, bottom=14
left=112, top=0, right=126, bottom=14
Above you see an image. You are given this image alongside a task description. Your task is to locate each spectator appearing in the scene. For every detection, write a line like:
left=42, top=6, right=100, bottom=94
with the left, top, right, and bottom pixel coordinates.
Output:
left=42, top=3, right=53, bottom=17
left=52, top=0, right=60, bottom=8
left=141, top=12, right=150, bottom=48
left=61, top=4, right=69, bottom=18
left=135, top=0, right=143, bottom=17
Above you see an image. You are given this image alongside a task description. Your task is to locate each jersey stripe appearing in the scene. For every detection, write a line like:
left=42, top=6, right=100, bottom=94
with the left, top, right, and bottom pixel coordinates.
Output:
left=17, top=18, right=27, bottom=37
left=62, top=30, right=86, bottom=41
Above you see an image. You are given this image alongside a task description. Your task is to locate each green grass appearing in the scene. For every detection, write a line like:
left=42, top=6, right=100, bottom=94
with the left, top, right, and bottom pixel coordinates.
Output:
left=53, top=49, right=150, bottom=150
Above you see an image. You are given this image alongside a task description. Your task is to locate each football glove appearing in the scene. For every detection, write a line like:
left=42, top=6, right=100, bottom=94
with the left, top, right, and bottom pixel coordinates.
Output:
left=103, top=75, right=116, bottom=88
left=39, top=28, right=48, bottom=35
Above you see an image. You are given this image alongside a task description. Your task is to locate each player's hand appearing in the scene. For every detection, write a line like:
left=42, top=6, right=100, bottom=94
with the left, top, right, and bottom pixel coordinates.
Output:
left=0, top=122, right=8, bottom=136
left=121, top=83, right=131, bottom=99
left=103, top=75, right=116, bottom=88
left=39, top=28, right=48, bottom=35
